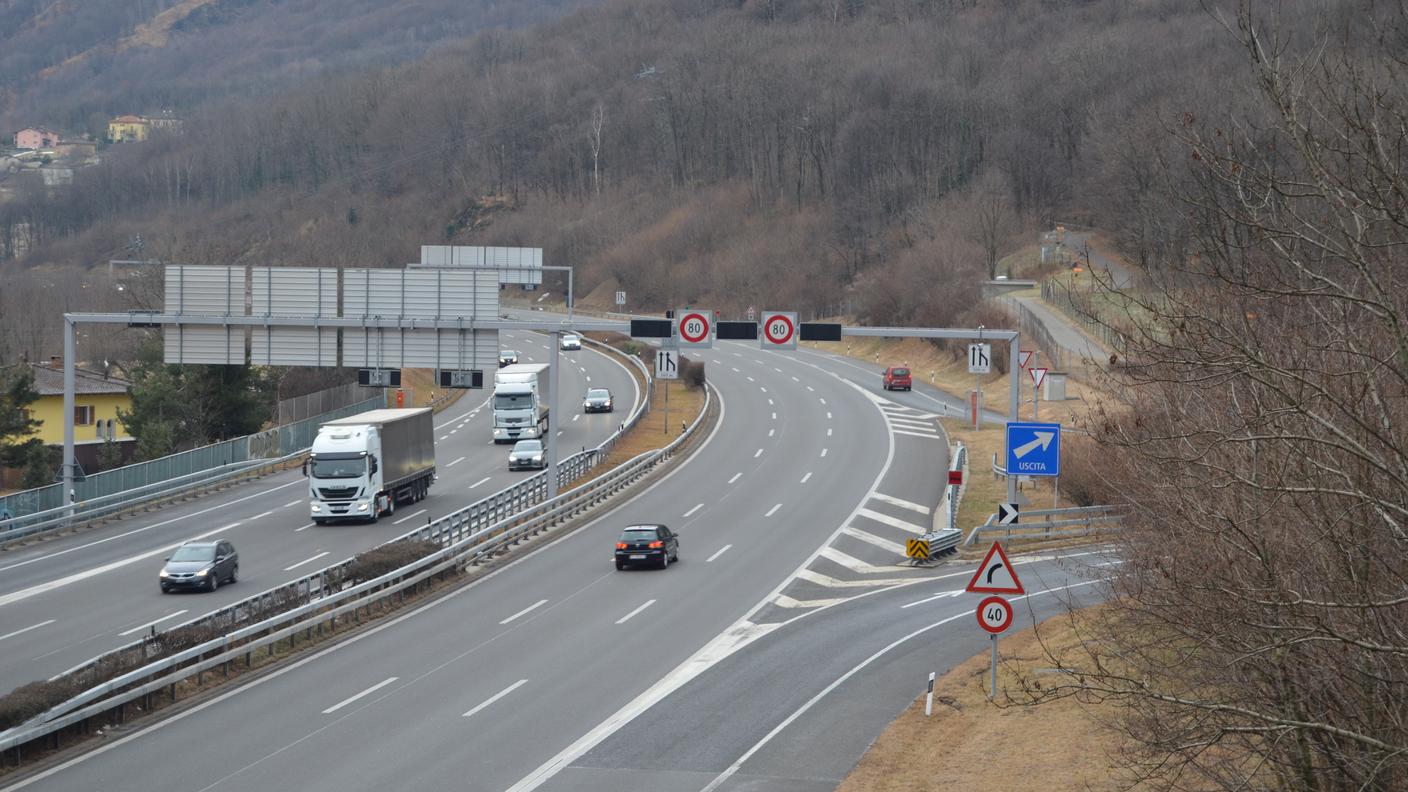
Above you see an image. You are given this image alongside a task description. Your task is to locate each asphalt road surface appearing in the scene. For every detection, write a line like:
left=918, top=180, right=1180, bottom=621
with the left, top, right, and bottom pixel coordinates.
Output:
left=0, top=331, right=637, bottom=692
left=1, top=326, right=1090, bottom=792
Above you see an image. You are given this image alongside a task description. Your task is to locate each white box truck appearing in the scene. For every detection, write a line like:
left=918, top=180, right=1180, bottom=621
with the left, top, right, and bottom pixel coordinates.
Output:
left=306, top=408, right=435, bottom=524
left=493, top=363, right=551, bottom=443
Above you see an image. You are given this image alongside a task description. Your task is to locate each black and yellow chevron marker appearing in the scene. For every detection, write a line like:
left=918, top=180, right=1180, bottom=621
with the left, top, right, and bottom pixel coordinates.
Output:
left=906, top=538, right=930, bottom=560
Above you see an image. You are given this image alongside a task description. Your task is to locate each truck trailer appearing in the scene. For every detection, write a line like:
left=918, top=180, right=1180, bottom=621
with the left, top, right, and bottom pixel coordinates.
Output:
left=493, top=363, right=551, bottom=443
left=306, top=408, right=435, bottom=523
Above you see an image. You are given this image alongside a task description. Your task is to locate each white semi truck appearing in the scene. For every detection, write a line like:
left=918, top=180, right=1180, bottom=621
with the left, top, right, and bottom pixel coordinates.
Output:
left=493, top=363, right=551, bottom=444
left=306, top=408, right=435, bottom=524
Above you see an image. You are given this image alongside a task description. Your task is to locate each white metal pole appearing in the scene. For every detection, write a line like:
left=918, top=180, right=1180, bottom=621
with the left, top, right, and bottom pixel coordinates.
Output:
left=989, top=634, right=999, bottom=700
left=547, top=331, right=560, bottom=500
left=1007, top=336, right=1019, bottom=505
left=62, top=319, right=76, bottom=512
left=925, top=672, right=936, bottom=716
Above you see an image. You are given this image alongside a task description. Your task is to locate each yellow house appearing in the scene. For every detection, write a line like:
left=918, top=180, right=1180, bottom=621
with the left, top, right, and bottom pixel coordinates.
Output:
left=107, top=114, right=149, bottom=142
left=26, top=360, right=133, bottom=444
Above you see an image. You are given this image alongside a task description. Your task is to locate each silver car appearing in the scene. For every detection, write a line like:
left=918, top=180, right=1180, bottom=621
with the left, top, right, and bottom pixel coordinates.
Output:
left=508, top=439, right=546, bottom=471
left=560, top=333, right=582, bottom=351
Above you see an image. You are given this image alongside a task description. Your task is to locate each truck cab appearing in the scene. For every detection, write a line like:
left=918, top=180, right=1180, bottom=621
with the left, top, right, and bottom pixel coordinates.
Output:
left=307, top=408, right=435, bottom=524
left=493, top=364, right=551, bottom=444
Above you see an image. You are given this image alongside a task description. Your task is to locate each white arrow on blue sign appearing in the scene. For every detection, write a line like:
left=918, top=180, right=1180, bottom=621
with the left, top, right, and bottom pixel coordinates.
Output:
left=1005, top=422, right=1061, bottom=477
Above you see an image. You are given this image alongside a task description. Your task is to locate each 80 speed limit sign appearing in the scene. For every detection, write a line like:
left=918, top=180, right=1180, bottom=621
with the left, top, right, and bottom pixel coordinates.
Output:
left=760, top=311, right=798, bottom=350
left=675, top=308, right=714, bottom=349
left=976, top=596, right=1014, bottom=634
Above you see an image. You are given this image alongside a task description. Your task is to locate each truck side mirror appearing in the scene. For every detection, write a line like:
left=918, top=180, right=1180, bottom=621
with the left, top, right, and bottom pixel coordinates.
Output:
left=370, top=457, right=379, bottom=474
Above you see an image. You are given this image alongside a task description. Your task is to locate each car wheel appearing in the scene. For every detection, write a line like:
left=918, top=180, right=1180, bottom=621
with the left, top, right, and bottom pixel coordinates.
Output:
left=615, top=560, right=625, bottom=571
left=208, top=574, right=218, bottom=592
left=229, top=565, right=238, bottom=584
left=385, top=496, right=394, bottom=517
left=160, top=584, right=170, bottom=594
left=672, top=548, right=679, bottom=563
left=660, top=553, right=669, bottom=570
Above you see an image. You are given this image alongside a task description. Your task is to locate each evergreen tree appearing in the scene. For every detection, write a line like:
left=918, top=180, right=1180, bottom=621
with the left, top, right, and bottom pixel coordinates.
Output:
left=0, top=365, right=44, bottom=468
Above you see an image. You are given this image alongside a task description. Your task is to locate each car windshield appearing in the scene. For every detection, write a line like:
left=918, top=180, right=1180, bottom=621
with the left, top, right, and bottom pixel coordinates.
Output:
left=170, top=545, right=216, bottom=562
left=621, top=528, right=660, bottom=540
left=514, top=441, right=543, bottom=452
left=564, top=335, right=579, bottom=342
left=495, top=393, right=532, bottom=410
left=892, top=368, right=910, bottom=377
left=500, top=350, right=517, bottom=358
left=311, top=456, right=365, bottom=479
left=587, top=389, right=610, bottom=399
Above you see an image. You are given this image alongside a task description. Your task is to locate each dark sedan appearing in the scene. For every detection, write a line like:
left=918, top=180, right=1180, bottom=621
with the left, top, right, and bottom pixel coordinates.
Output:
left=160, top=540, right=238, bottom=593
left=498, top=349, right=520, bottom=368
left=615, top=524, right=679, bottom=570
left=582, top=387, right=614, bottom=413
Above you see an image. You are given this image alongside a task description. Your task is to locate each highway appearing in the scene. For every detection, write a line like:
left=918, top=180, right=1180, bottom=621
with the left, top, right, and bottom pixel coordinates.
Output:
left=0, top=331, right=638, bottom=693
left=0, top=328, right=1011, bottom=792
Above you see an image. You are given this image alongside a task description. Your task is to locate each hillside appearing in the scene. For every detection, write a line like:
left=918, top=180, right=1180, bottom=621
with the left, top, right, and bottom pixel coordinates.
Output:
left=0, top=0, right=595, bottom=134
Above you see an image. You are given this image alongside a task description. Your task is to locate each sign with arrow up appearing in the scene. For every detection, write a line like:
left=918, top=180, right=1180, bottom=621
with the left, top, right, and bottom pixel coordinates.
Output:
left=1005, top=422, right=1061, bottom=477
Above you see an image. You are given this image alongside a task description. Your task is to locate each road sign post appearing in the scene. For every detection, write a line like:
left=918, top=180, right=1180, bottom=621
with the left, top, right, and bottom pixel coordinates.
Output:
left=1031, top=367, right=1048, bottom=419
left=970, top=332, right=989, bottom=430
left=968, top=542, right=1022, bottom=700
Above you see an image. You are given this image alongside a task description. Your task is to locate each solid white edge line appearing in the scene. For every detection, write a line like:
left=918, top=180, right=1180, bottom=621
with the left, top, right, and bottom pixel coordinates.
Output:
left=117, top=610, right=188, bottom=637
left=0, top=619, right=56, bottom=643
left=499, top=598, right=549, bottom=625
left=462, top=679, right=529, bottom=718
left=698, top=579, right=1108, bottom=792
left=283, top=551, right=330, bottom=572
left=684, top=504, right=704, bottom=518
left=392, top=509, right=427, bottom=525
left=614, top=599, right=657, bottom=625
left=705, top=545, right=732, bottom=563
left=322, top=676, right=399, bottom=715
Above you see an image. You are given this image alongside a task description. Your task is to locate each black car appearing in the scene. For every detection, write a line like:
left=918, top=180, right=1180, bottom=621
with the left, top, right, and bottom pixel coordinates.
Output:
left=583, top=387, right=614, bottom=413
left=615, top=524, right=679, bottom=570
left=498, top=349, right=520, bottom=368
left=159, top=540, right=238, bottom=593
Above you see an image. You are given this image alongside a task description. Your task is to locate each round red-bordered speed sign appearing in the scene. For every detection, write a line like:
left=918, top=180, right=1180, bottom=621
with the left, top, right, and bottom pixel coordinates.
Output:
left=762, top=313, right=796, bottom=346
left=679, top=312, right=711, bottom=344
left=976, top=596, right=1014, bottom=634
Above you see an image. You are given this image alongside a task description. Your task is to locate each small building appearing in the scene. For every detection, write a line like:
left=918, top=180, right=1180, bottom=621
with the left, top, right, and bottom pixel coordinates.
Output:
left=55, top=139, right=97, bottom=160
left=39, top=167, right=73, bottom=187
left=15, top=127, right=61, bottom=150
left=107, top=115, right=149, bottom=142
left=26, top=358, right=133, bottom=445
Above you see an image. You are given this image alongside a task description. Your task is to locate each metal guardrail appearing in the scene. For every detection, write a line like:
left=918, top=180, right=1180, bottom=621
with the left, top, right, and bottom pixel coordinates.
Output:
left=964, top=504, right=1122, bottom=546
left=20, top=339, right=658, bottom=728
left=0, top=375, right=708, bottom=759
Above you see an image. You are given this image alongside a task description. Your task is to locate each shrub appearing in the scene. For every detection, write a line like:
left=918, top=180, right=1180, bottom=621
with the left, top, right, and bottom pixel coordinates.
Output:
left=1059, top=435, right=1121, bottom=507
left=680, top=357, right=706, bottom=389
left=346, top=540, right=441, bottom=584
left=0, top=678, right=81, bottom=730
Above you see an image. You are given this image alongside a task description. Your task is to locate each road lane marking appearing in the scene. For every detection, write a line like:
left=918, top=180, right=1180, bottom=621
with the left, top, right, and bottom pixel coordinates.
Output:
left=499, top=599, right=548, bottom=625
left=440, top=435, right=449, bottom=441
left=118, top=610, right=188, bottom=637
left=767, top=398, right=774, bottom=406
left=0, top=482, right=298, bottom=574
left=573, top=414, right=580, bottom=421
left=820, top=448, right=828, bottom=457
left=827, top=428, right=832, bottom=436
left=462, top=679, right=529, bottom=718
left=772, top=593, right=849, bottom=608
left=774, top=368, right=782, bottom=373
left=470, top=477, right=491, bottom=488
left=0, top=522, right=244, bottom=609
left=768, top=428, right=775, bottom=437
left=791, top=376, right=799, bottom=382
left=754, top=448, right=764, bottom=458
left=800, top=472, right=812, bottom=484
left=295, top=523, right=315, bottom=532
left=871, top=493, right=931, bottom=515
left=840, top=526, right=906, bottom=555
left=826, top=411, right=832, bottom=419
left=747, top=376, right=755, bottom=382
left=771, top=412, right=776, bottom=420
left=684, top=504, right=704, bottom=518
left=728, top=473, right=742, bottom=484
left=393, top=509, right=427, bottom=525
left=251, top=510, right=272, bottom=520
left=856, top=507, right=924, bottom=534
left=820, top=398, right=827, bottom=405
left=698, top=579, right=1110, bottom=792
left=283, top=500, right=301, bottom=508
left=796, top=569, right=917, bottom=588
left=446, top=456, right=466, bottom=467
left=706, top=545, right=732, bottom=563
left=323, top=677, right=399, bottom=714
left=0, top=619, right=56, bottom=643
left=892, top=429, right=941, bottom=440
left=765, top=503, right=782, bottom=517
left=732, top=367, right=740, bottom=373
left=807, top=386, right=815, bottom=392
left=820, top=547, right=897, bottom=574
left=615, top=600, right=657, bottom=625
left=900, top=590, right=965, bottom=609
left=760, top=387, right=768, bottom=393
left=284, top=552, right=330, bottom=571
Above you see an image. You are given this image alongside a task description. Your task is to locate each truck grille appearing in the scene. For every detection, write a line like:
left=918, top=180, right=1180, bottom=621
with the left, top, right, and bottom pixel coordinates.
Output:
left=318, top=487, right=360, bottom=500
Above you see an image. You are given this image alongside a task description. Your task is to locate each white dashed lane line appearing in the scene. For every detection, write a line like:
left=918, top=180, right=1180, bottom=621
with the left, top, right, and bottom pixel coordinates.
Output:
left=463, top=680, right=529, bottom=719
left=765, top=503, right=783, bottom=518
left=728, top=473, right=742, bottom=484
left=393, top=509, right=427, bottom=525
left=447, top=456, right=466, bottom=467
left=0, top=620, right=56, bottom=643
left=615, top=600, right=656, bottom=625
left=323, top=677, right=399, bottom=715
left=118, top=610, right=188, bottom=637
left=706, top=545, right=732, bottom=563
left=499, top=599, right=549, bottom=625
left=285, top=551, right=330, bottom=571
left=800, top=472, right=812, bottom=484
left=755, top=448, right=764, bottom=458
left=684, top=504, right=704, bottom=518
left=820, top=448, right=828, bottom=457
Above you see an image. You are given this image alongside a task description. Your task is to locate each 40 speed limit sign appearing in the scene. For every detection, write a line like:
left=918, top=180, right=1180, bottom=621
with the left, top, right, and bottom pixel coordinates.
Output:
left=675, top=308, right=714, bottom=349
left=759, top=311, right=798, bottom=350
left=976, top=596, right=1014, bottom=634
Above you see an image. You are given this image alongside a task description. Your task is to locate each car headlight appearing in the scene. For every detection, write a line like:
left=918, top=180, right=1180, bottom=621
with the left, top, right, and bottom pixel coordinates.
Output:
left=532, top=455, right=543, bottom=462
left=357, top=501, right=370, bottom=512
left=159, top=570, right=170, bottom=578
left=310, top=503, right=323, bottom=512
left=195, top=567, right=210, bottom=577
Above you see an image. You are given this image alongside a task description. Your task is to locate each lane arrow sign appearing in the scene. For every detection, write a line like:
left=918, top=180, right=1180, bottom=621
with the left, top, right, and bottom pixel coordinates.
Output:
left=1011, top=431, right=1055, bottom=459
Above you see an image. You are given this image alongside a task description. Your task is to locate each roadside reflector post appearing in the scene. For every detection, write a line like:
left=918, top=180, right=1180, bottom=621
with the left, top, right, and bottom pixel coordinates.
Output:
left=925, top=671, right=936, bottom=716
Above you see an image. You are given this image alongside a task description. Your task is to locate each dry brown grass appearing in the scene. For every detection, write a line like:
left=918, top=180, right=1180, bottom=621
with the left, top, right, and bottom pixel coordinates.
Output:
left=838, top=609, right=1139, bottom=792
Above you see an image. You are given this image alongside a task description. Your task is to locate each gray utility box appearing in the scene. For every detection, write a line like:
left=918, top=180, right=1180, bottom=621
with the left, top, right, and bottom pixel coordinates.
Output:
left=1043, top=371, right=1068, bottom=402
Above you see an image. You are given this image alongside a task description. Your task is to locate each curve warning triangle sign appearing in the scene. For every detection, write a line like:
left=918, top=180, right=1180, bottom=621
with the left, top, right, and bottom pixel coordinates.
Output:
left=966, top=541, right=1025, bottom=595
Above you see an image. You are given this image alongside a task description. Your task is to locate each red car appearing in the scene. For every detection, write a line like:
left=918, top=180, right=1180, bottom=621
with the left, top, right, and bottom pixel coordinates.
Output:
left=883, top=366, right=912, bottom=391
